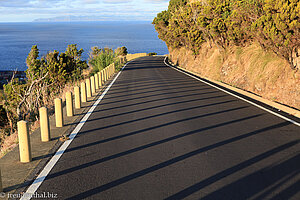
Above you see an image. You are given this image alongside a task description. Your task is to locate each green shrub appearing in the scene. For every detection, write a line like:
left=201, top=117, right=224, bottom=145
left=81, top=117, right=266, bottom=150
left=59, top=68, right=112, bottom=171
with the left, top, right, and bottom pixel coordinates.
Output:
left=153, top=0, right=299, bottom=69
left=147, top=52, right=158, bottom=56
left=89, top=46, right=128, bottom=73
left=2, top=44, right=87, bottom=133
left=115, top=46, right=128, bottom=56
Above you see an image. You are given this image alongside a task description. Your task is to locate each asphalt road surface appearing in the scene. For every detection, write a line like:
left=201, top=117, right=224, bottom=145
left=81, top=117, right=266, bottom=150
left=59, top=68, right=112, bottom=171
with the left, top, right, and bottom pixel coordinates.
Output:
left=35, top=56, right=300, bottom=200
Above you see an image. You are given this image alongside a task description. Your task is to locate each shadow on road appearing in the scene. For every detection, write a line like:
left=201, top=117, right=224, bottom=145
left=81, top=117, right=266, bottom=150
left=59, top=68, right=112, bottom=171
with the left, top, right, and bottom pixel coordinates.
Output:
left=66, top=139, right=298, bottom=199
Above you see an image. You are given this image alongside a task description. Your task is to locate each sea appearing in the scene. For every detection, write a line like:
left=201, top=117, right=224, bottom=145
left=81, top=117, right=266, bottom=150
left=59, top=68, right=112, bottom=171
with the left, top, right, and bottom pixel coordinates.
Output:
left=0, top=21, right=169, bottom=71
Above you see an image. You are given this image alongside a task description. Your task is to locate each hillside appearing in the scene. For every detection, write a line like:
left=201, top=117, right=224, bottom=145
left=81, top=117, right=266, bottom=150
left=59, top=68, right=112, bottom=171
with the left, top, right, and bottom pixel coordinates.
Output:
left=153, top=0, right=300, bottom=109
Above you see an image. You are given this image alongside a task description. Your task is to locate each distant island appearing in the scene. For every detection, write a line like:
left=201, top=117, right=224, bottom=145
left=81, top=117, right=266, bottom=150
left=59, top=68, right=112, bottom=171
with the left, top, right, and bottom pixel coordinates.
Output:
left=34, top=15, right=150, bottom=22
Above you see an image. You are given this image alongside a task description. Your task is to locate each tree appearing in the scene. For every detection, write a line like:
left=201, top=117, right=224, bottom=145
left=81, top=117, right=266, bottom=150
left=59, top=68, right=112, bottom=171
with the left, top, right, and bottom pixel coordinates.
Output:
left=115, top=46, right=128, bottom=56
left=153, top=0, right=299, bottom=69
left=253, top=0, right=300, bottom=69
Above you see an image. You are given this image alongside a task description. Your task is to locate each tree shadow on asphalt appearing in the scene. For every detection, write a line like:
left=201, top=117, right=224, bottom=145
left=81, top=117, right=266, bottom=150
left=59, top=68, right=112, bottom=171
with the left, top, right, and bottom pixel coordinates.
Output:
left=30, top=99, right=242, bottom=161
left=74, top=96, right=232, bottom=123
left=36, top=115, right=286, bottom=182
left=73, top=91, right=226, bottom=118
left=65, top=136, right=298, bottom=199
left=104, top=84, right=209, bottom=100
left=4, top=121, right=295, bottom=194
left=165, top=153, right=300, bottom=200
left=107, top=80, right=195, bottom=93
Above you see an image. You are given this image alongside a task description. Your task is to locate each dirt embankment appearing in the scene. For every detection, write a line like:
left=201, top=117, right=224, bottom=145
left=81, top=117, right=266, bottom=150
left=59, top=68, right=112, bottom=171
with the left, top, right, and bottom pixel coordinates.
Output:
left=169, top=42, right=300, bottom=110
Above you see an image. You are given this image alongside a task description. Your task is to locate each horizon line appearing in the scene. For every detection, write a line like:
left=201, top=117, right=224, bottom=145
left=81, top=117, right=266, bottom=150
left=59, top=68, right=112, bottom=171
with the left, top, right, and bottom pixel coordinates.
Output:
left=0, top=20, right=153, bottom=23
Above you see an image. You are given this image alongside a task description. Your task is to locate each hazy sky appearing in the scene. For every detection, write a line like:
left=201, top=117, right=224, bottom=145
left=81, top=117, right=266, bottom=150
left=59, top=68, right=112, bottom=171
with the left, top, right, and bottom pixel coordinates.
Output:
left=0, top=0, right=169, bottom=22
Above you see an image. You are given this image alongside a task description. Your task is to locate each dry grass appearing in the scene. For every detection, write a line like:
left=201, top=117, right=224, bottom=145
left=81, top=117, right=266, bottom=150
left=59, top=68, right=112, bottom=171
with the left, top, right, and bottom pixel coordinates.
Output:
left=169, top=42, right=300, bottom=109
left=0, top=132, right=18, bottom=158
left=0, top=79, right=82, bottom=158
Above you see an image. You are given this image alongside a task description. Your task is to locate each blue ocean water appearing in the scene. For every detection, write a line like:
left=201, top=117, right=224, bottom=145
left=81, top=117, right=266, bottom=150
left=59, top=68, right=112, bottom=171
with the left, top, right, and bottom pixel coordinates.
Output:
left=0, top=21, right=168, bottom=71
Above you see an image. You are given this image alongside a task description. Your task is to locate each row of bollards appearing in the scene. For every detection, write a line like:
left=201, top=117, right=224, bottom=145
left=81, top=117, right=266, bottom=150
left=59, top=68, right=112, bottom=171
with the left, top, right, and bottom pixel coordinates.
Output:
left=0, top=64, right=117, bottom=191
left=15, top=63, right=115, bottom=165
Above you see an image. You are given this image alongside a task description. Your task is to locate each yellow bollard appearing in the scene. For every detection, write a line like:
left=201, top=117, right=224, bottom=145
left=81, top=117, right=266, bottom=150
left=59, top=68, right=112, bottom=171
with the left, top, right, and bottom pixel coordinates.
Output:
left=102, top=70, right=105, bottom=83
left=109, top=65, right=111, bottom=77
left=90, top=76, right=96, bottom=96
left=98, top=72, right=102, bottom=88
left=66, top=91, right=74, bottom=117
left=104, top=68, right=107, bottom=82
left=39, top=107, right=50, bottom=142
left=101, top=70, right=104, bottom=85
left=106, top=67, right=109, bottom=79
left=81, top=82, right=87, bottom=103
left=95, top=73, right=99, bottom=90
left=74, top=86, right=81, bottom=109
left=86, top=78, right=92, bottom=98
left=107, top=66, right=110, bottom=78
left=0, top=169, right=2, bottom=192
left=55, top=98, right=63, bottom=127
left=17, top=120, right=32, bottom=163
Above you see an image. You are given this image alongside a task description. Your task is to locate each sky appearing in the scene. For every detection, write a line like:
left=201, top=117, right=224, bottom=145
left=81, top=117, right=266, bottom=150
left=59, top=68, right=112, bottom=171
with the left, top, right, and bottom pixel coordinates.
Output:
left=0, top=0, right=169, bottom=22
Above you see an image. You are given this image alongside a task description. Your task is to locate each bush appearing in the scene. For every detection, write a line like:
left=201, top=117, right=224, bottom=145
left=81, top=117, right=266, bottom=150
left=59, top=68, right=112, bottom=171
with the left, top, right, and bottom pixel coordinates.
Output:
left=2, top=44, right=87, bottom=133
left=115, top=46, right=128, bottom=56
left=89, top=46, right=128, bottom=73
left=147, top=52, right=158, bottom=56
left=153, top=0, right=299, bottom=69
left=0, top=105, right=8, bottom=127
left=89, top=47, right=115, bottom=74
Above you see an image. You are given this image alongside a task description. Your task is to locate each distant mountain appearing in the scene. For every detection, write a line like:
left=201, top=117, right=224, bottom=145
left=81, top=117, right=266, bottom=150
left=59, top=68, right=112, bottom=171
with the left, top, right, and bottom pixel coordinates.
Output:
left=34, top=15, right=149, bottom=22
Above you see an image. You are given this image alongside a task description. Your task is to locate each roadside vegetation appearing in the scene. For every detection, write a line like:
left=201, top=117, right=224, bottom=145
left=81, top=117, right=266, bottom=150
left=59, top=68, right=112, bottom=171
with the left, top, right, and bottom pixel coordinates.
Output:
left=153, top=0, right=299, bottom=70
left=88, top=46, right=127, bottom=74
left=0, top=45, right=127, bottom=153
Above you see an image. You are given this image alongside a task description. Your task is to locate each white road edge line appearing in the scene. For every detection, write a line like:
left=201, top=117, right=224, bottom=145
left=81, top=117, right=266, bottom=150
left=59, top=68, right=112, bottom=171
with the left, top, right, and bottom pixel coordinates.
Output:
left=163, top=56, right=300, bottom=127
left=20, top=62, right=130, bottom=200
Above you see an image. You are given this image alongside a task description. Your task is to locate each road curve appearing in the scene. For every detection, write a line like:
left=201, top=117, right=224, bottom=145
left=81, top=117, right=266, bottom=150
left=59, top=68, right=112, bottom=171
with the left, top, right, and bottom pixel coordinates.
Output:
left=34, top=56, right=299, bottom=200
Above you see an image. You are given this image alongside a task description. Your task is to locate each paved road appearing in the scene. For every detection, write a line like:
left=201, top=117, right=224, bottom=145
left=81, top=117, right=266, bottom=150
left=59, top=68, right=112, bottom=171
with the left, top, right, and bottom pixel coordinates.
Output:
left=35, top=56, right=299, bottom=200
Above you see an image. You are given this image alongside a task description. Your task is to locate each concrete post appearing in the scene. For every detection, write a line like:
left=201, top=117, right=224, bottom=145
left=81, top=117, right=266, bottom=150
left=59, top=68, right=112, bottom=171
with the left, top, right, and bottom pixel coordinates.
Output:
left=101, top=70, right=104, bottom=85
left=95, top=73, right=99, bottom=90
left=98, top=72, right=101, bottom=88
left=17, top=120, right=32, bottom=163
left=106, top=67, right=108, bottom=80
left=86, top=78, right=92, bottom=98
left=0, top=169, right=2, bottom=192
left=74, top=86, right=81, bottom=109
left=102, top=70, right=105, bottom=83
left=107, top=67, right=109, bottom=78
left=107, top=66, right=109, bottom=79
left=90, top=76, right=96, bottom=95
left=106, top=67, right=109, bottom=79
left=39, top=107, right=50, bottom=142
left=109, top=65, right=111, bottom=77
left=80, top=82, right=87, bottom=103
left=66, top=91, right=73, bottom=117
left=55, top=98, right=63, bottom=127
left=103, top=69, right=106, bottom=83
